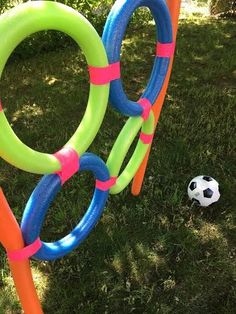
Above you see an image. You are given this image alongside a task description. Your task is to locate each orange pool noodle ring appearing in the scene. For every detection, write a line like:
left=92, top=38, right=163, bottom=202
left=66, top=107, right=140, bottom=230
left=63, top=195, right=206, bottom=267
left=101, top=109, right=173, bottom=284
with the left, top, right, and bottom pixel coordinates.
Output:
left=0, top=188, right=43, bottom=314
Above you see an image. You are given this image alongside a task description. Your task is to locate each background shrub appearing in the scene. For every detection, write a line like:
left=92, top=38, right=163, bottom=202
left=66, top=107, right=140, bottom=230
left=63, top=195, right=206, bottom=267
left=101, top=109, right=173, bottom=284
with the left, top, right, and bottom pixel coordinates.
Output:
left=0, top=0, right=152, bottom=61
left=209, top=0, right=235, bottom=15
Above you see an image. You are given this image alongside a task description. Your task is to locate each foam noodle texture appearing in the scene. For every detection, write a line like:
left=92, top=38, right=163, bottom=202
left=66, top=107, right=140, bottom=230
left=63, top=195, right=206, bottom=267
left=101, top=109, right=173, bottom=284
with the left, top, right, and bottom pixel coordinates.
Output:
left=156, top=42, right=175, bottom=57
left=137, top=98, right=152, bottom=120
left=7, top=238, right=42, bottom=261
left=96, top=176, right=117, bottom=191
left=89, top=62, right=120, bottom=85
left=54, top=147, right=79, bottom=185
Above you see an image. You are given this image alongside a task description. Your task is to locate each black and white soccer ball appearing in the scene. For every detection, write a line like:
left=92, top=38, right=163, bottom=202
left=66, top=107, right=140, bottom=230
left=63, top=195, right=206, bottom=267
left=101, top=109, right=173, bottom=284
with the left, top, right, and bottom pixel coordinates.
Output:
left=187, top=175, right=220, bottom=207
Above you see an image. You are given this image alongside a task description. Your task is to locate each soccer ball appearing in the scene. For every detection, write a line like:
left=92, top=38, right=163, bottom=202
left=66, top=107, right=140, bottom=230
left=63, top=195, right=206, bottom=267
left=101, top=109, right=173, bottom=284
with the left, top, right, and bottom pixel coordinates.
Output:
left=187, top=175, right=220, bottom=207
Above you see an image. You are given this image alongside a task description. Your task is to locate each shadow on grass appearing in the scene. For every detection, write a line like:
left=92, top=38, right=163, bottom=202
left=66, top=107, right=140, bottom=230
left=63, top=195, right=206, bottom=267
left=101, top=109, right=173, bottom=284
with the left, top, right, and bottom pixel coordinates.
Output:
left=0, top=15, right=235, bottom=314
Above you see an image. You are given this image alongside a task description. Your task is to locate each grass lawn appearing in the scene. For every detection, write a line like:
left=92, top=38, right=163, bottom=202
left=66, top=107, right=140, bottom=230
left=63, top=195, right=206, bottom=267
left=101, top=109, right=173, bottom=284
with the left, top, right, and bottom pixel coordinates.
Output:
left=0, top=6, right=235, bottom=314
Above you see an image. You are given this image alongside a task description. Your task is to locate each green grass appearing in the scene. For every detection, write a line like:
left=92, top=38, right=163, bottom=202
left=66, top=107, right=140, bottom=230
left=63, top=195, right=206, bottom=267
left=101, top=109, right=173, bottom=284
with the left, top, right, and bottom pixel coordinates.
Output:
left=0, top=10, right=236, bottom=314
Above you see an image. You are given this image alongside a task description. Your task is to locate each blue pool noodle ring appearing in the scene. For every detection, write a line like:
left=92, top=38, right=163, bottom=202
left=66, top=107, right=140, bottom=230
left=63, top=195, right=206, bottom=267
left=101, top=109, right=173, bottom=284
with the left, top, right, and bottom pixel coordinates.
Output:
left=102, top=0, right=173, bottom=117
left=21, top=153, right=110, bottom=261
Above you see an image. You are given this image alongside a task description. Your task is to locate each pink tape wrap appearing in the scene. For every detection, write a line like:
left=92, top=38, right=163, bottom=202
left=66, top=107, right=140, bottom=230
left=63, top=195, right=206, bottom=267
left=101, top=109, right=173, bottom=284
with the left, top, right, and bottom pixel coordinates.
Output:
left=89, top=62, right=121, bottom=85
left=54, top=147, right=79, bottom=185
left=137, top=98, right=152, bottom=120
left=7, top=238, right=42, bottom=262
left=96, top=177, right=117, bottom=191
left=140, top=132, right=154, bottom=144
left=156, top=42, right=175, bottom=58
left=0, top=99, right=3, bottom=112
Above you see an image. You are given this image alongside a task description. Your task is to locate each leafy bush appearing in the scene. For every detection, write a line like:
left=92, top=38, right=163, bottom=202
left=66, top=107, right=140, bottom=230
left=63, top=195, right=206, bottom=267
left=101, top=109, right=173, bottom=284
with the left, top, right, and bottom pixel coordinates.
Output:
left=0, top=0, right=15, bottom=14
left=209, top=0, right=235, bottom=15
left=0, top=0, right=113, bottom=60
left=0, top=0, right=152, bottom=60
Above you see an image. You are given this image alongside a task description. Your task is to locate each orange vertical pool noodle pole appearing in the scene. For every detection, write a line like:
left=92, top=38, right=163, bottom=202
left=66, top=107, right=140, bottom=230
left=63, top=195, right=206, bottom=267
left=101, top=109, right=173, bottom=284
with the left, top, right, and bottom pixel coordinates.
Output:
left=0, top=188, right=43, bottom=314
left=131, top=0, right=182, bottom=196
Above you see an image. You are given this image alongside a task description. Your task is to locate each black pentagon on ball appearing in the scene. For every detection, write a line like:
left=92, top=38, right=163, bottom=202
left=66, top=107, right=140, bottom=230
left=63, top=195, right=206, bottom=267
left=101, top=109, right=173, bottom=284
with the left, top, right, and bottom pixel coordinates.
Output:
left=203, top=188, right=213, bottom=198
left=190, top=182, right=197, bottom=191
left=203, top=176, right=213, bottom=182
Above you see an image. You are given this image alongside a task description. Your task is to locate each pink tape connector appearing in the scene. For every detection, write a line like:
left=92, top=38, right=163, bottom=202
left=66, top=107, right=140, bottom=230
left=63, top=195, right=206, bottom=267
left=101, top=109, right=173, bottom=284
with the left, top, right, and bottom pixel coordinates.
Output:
left=96, top=177, right=117, bottom=191
left=89, top=62, right=121, bottom=85
left=156, top=42, right=175, bottom=58
left=137, top=98, right=152, bottom=121
left=7, top=238, right=42, bottom=262
left=139, top=132, right=154, bottom=144
left=54, top=147, right=80, bottom=185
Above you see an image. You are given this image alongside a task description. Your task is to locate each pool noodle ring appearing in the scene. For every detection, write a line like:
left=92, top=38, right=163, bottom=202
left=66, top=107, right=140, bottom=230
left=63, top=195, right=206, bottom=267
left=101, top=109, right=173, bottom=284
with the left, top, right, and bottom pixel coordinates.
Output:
left=0, top=1, right=109, bottom=174
left=102, top=0, right=173, bottom=117
left=21, top=153, right=110, bottom=261
left=107, top=110, right=155, bottom=195
left=0, top=189, right=43, bottom=314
